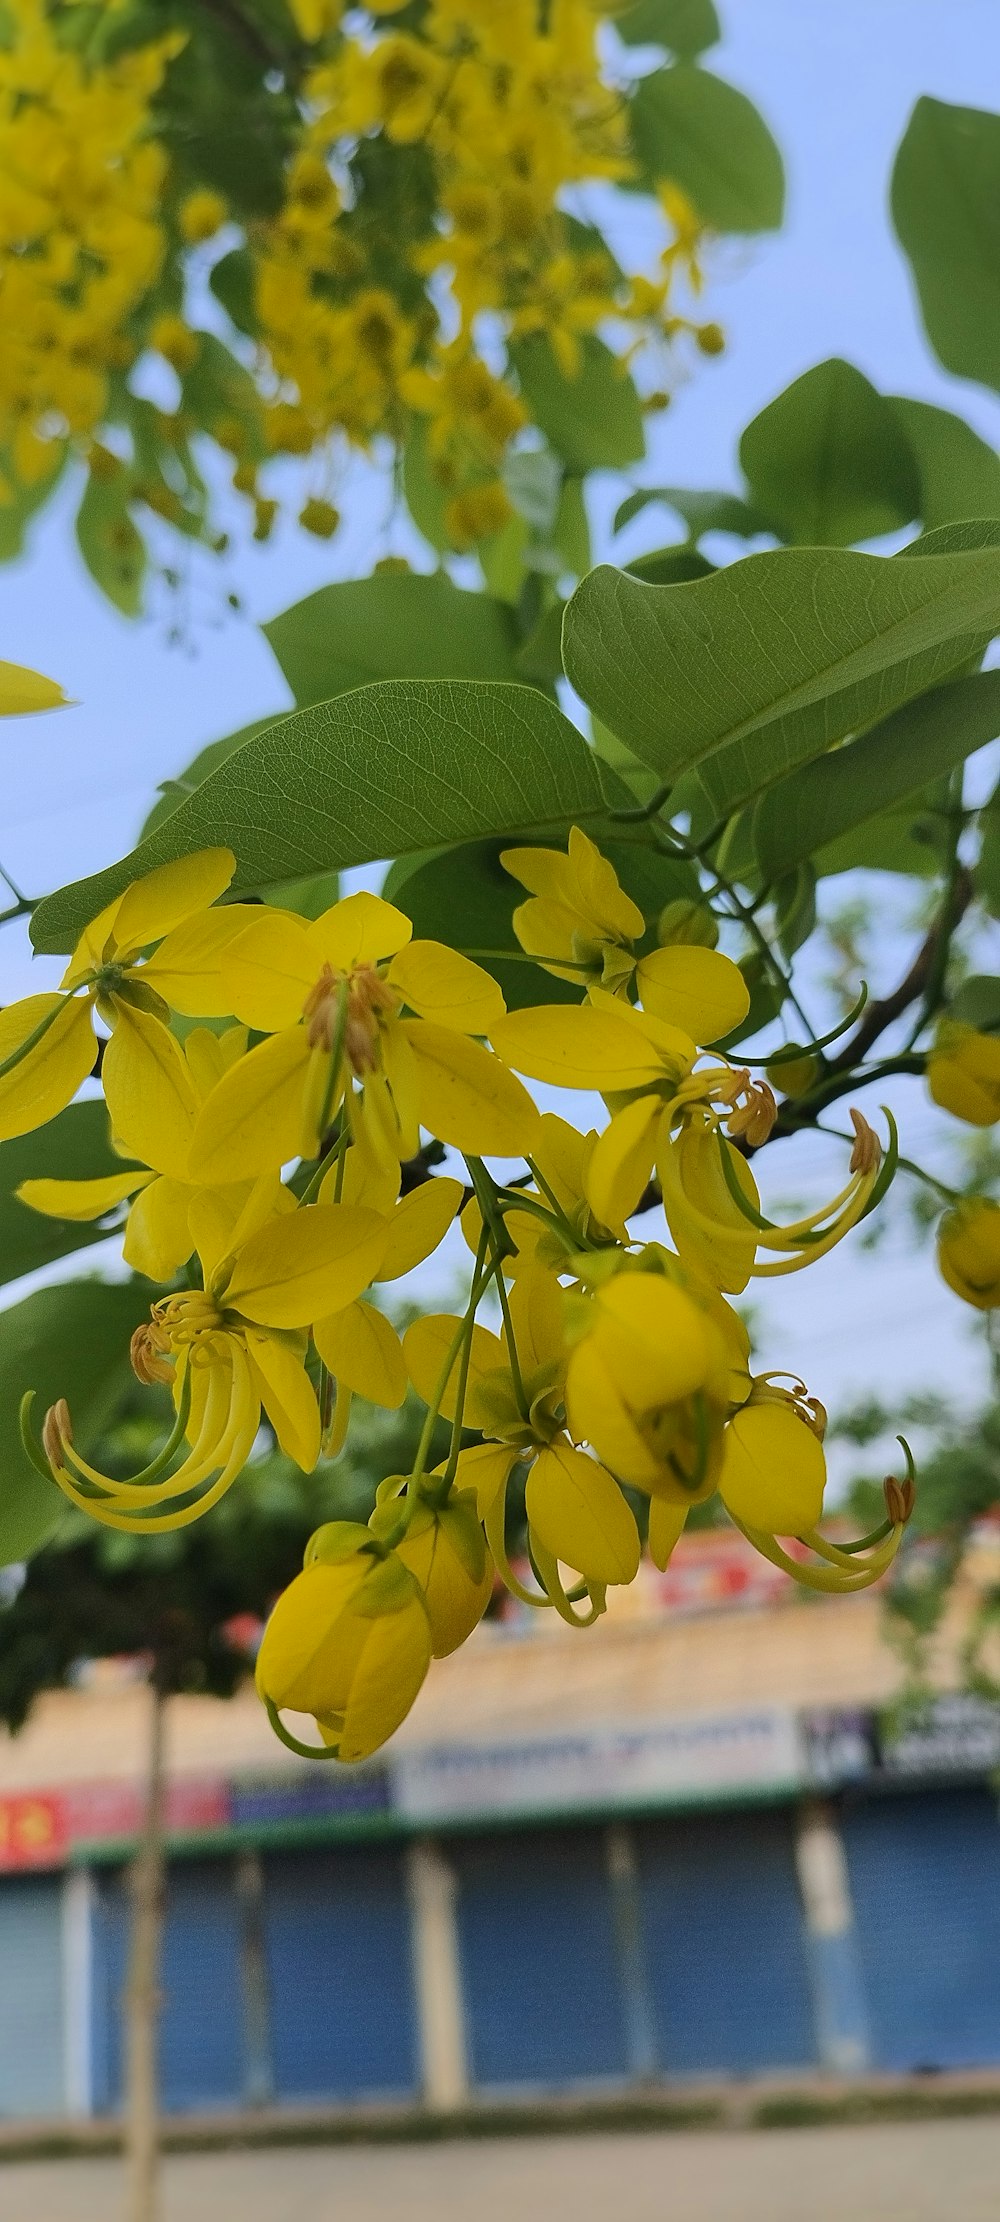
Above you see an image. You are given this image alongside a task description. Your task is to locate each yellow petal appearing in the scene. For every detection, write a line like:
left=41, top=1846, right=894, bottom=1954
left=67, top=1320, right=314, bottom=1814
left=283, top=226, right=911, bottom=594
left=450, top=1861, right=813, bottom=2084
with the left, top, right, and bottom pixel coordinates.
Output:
left=256, top=1560, right=371, bottom=1713
left=245, top=1329, right=320, bottom=1470
left=396, top=1497, right=492, bottom=1657
left=16, top=1169, right=154, bottom=1221
left=0, top=659, right=66, bottom=715
left=221, top=912, right=315, bottom=1031
left=405, top=1020, right=540, bottom=1155
left=928, top=1028, right=1000, bottom=1127
left=314, top=1298, right=407, bottom=1408
left=107, top=848, right=235, bottom=960
left=592, top=1274, right=720, bottom=1408
left=331, top=1137, right=400, bottom=1215
left=585, top=1096, right=661, bottom=1231
left=188, top=1177, right=287, bottom=1286
left=188, top=1027, right=311, bottom=1185
left=565, top=1340, right=661, bottom=1490
left=659, top=1122, right=759, bottom=1294
left=337, top=1589, right=431, bottom=1762
left=508, top=1266, right=565, bottom=1374
left=375, top=1176, right=464, bottom=1280
left=0, top=995, right=95, bottom=1142
left=637, top=946, right=750, bottom=1043
left=308, top=890, right=411, bottom=970
left=388, top=942, right=506, bottom=1034
left=403, top=1311, right=505, bottom=1425
left=567, top=825, right=645, bottom=940
left=720, top=1403, right=826, bottom=1534
left=648, top=1498, right=688, bottom=1570
left=123, top=1175, right=196, bottom=1281
left=142, top=906, right=263, bottom=1018
left=454, top=1441, right=520, bottom=1518
left=492, top=1004, right=689, bottom=1092
left=222, top=1203, right=389, bottom=1327
left=525, top=1438, right=640, bottom=1584
left=511, top=897, right=581, bottom=974
left=101, top=1001, right=198, bottom=1179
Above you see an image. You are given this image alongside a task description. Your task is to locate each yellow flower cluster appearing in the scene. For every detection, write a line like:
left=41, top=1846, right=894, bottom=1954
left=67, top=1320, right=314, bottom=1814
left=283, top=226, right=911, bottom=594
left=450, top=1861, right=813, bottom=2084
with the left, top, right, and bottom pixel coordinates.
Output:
left=0, top=1, right=712, bottom=563
left=0, top=4, right=174, bottom=498
left=9, top=829, right=913, bottom=1764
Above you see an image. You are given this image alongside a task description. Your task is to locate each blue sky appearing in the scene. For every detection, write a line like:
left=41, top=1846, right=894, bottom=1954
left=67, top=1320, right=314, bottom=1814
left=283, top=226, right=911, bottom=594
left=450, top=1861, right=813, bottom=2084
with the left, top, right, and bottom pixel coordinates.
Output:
left=2, top=0, right=1000, bottom=1466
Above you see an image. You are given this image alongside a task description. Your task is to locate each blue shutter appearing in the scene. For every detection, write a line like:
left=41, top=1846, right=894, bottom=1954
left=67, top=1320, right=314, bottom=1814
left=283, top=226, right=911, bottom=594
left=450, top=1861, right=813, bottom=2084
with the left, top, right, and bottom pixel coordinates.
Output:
left=843, top=1788, right=1000, bottom=2070
left=261, top=1847, right=418, bottom=2101
left=635, top=1809, right=816, bottom=2075
left=452, top=1826, right=631, bottom=2090
left=0, top=1876, right=65, bottom=2117
left=91, top=1859, right=248, bottom=2112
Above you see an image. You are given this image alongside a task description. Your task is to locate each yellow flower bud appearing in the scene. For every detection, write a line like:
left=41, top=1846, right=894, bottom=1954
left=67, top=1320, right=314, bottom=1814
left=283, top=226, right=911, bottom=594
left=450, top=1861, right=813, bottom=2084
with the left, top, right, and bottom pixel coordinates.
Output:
left=148, top=314, right=199, bottom=375
left=389, top=1490, right=493, bottom=1657
left=257, top=1531, right=431, bottom=1761
left=719, top=1397, right=826, bottom=1536
left=565, top=1273, right=727, bottom=1501
left=928, top=1024, right=1000, bottom=1126
left=656, top=899, right=719, bottom=950
left=179, top=189, right=227, bottom=244
left=445, top=480, right=513, bottom=548
left=937, top=1197, right=1000, bottom=1310
left=299, top=497, right=340, bottom=539
left=765, top=1046, right=820, bottom=1099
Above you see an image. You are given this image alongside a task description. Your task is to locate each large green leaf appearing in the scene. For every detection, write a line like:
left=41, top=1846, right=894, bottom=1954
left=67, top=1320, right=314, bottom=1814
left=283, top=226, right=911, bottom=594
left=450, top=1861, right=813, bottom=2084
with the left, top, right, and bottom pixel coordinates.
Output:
left=753, top=672, right=1000, bottom=883
left=616, top=0, right=720, bottom=54
left=629, top=65, right=784, bottom=232
left=510, top=336, right=645, bottom=472
left=139, top=715, right=289, bottom=841
left=31, top=683, right=621, bottom=954
left=383, top=838, right=699, bottom=1010
left=562, top=547, right=1000, bottom=820
left=0, top=1278, right=151, bottom=1567
left=892, top=98, right=1000, bottom=393
left=739, top=360, right=920, bottom=546
left=264, top=573, right=521, bottom=707
left=889, top=399, right=1000, bottom=530
left=0, top=1105, right=141, bottom=1290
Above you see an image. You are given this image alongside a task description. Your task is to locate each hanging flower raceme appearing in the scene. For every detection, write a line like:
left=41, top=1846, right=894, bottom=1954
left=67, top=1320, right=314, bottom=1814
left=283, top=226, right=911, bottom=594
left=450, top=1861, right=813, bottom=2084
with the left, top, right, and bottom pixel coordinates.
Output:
left=9, top=816, right=918, bottom=1766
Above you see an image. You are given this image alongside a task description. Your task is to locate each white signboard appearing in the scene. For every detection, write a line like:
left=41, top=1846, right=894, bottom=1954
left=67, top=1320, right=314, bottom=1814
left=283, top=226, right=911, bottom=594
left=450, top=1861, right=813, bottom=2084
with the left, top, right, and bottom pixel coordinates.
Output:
left=393, top=1708, right=807, bottom=1824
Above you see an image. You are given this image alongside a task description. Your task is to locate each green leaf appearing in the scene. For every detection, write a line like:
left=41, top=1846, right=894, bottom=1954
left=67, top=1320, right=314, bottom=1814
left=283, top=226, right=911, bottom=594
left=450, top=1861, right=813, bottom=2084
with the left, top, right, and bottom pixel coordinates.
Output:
left=562, top=547, right=1000, bottom=820
left=626, top=546, right=715, bottom=584
left=75, top=472, right=146, bottom=616
left=0, top=1279, right=151, bottom=1567
left=384, top=838, right=698, bottom=1011
left=402, top=418, right=452, bottom=552
left=209, top=246, right=258, bottom=338
left=515, top=602, right=566, bottom=683
left=509, top=336, right=645, bottom=472
left=815, top=799, right=947, bottom=880
left=753, top=672, right=1000, bottom=883
left=889, top=399, right=1000, bottom=530
left=629, top=65, right=784, bottom=232
left=554, top=477, right=591, bottom=577
left=0, top=1106, right=141, bottom=1291
left=950, top=975, right=1000, bottom=1032
left=180, top=333, right=266, bottom=460
left=614, top=486, right=768, bottom=540
left=31, top=682, right=622, bottom=954
left=264, top=572, right=521, bottom=707
left=140, top=715, right=289, bottom=840
left=615, top=0, right=720, bottom=55
left=892, top=97, right=1000, bottom=392
left=739, top=360, right=921, bottom=546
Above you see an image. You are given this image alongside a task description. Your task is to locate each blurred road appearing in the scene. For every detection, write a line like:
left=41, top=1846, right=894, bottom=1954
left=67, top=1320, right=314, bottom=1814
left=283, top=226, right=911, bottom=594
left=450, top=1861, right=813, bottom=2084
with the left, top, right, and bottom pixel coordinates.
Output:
left=2, top=2119, right=999, bottom=2222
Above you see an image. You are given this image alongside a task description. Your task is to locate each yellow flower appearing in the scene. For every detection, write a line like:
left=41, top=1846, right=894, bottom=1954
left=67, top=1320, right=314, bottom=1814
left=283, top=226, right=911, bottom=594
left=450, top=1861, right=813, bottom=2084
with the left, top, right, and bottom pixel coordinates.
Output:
left=31, top=1193, right=390, bottom=1529
left=937, top=1197, right=1000, bottom=1310
left=445, top=479, right=513, bottom=547
left=178, top=189, right=227, bottom=244
left=564, top=1271, right=736, bottom=1503
left=928, top=1023, right=1000, bottom=1126
left=0, top=660, right=66, bottom=715
left=718, top=1383, right=827, bottom=1535
left=405, top=1267, right=640, bottom=1606
left=149, top=313, right=199, bottom=373
left=313, top=1174, right=465, bottom=1425
left=189, top=889, right=538, bottom=1184
left=0, top=848, right=260, bottom=1151
left=258, top=1523, right=432, bottom=1760
left=381, top=1487, right=493, bottom=1655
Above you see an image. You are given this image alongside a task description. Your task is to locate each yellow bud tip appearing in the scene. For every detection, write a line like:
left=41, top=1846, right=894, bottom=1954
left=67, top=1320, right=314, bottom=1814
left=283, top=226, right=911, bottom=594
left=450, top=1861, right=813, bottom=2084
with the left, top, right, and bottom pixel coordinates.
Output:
left=849, top=1108, right=881, bottom=1176
left=884, top=1473, right=916, bottom=1526
left=42, top=1398, right=72, bottom=1468
left=726, top=1077, right=777, bottom=1147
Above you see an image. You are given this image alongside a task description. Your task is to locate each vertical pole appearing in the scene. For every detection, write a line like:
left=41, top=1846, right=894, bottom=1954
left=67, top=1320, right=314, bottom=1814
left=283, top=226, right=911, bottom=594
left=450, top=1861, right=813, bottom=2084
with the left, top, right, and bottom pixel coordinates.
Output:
left=795, top=1798, right=870, bottom=2074
left=607, top=1824, right=658, bottom=2083
left=124, top=1680, right=167, bottom=2222
left=235, top=1849, right=273, bottom=2109
left=407, top=1836, right=469, bottom=2111
left=63, top=1864, right=94, bottom=2118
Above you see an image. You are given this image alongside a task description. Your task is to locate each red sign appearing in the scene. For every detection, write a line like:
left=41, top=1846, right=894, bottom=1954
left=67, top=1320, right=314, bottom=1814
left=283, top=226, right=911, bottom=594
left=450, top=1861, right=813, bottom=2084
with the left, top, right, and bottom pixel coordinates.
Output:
left=0, top=1792, right=68, bottom=1870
